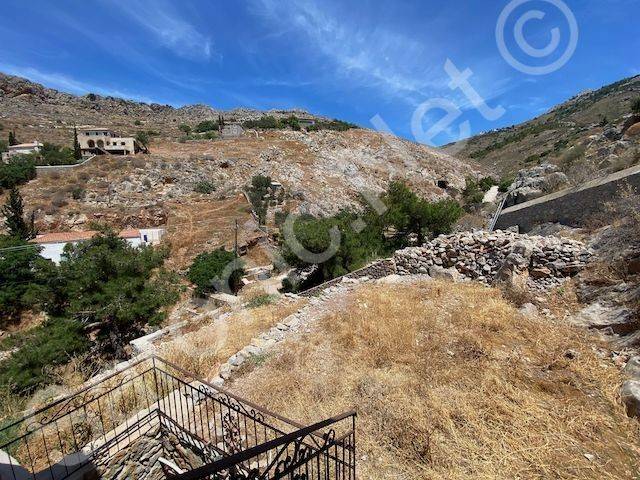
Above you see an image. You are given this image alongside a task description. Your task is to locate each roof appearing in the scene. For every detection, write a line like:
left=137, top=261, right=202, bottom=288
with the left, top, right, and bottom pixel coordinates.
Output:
left=31, top=229, right=141, bottom=244
left=9, top=142, right=43, bottom=149
left=78, top=126, right=113, bottom=131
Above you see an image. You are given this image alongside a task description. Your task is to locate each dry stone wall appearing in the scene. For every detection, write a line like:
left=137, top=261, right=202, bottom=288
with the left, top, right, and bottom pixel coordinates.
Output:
left=394, top=230, right=591, bottom=289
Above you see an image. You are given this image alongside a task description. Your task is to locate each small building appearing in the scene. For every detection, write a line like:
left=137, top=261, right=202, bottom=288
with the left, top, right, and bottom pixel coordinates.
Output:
left=78, top=127, right=145, bottom=156
left=1, top=141, right=43, bottom=162
left=30, top=228, right=165, bottom=264
left=298, top=117, right=316, bottom=128
left=221, top=124, right=244, bottom=138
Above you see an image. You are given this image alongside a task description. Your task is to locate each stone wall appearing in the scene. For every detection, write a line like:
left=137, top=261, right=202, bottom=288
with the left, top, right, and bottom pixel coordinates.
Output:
left=299, top=258, right=396, bottom=297
left=91, top=423, right=210, bottom=480
left=394, top=230, right=590, bottom=289
left=495, top=163, right=640, bottom=232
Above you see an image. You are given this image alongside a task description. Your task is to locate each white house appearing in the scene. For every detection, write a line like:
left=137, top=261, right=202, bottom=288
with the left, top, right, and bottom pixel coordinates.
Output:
left=77, top=127, right=145, bottom=156
left=30, top=228, right=165, bottom=264
left=2, top=141, right=43, bottom=163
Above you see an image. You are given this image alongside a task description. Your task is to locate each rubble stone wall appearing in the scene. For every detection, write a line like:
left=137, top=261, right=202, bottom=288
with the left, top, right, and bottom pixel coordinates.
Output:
left=394, top=230, right=591, bottom=289
left=299, top=258, right=396, bottom=297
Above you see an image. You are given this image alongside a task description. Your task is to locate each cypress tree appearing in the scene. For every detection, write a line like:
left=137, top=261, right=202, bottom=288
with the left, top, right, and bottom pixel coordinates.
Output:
left=73, top=126, right=82, bottom=160
left=2, top=187, right=36, bottom=240
left=8, top=130, right=18, bottom=146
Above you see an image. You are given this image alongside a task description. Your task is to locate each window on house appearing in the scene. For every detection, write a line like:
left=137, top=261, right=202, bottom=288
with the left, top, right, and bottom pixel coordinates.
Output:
left=121, top=142, right=126, bottom=145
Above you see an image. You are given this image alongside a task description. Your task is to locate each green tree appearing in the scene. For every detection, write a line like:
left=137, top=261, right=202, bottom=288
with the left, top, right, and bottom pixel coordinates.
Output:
left=188, top=248, right=245, bottom=295
left=179, top=123, right=192, bottom=134
left=50, top=233, right=179, bottom=341
left=135, top=131, right=150, bottom=150
left=0, top=157, right=36, bottom=192
left=73, top=126, right=82, bottom=160
left=2, top=187, right=36, bottom=240
left=0, top=235, right=54, bottom=327
left=8, top=130, right=18, bottom=146
left=632, top=98, right=640, bottom=116
left=0, top=317, right=88, bottom=394
left=195, top=120, right=219, bottom=133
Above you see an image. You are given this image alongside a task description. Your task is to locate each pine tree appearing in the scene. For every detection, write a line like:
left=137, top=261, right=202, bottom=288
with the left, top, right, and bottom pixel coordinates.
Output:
left=2, top=187, right=36, bottom=240
left=73, top=126, right=82, bottom=160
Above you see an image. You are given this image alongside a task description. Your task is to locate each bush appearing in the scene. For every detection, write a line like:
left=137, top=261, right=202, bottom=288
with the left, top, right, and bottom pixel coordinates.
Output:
left=194, top=180, right=216, bottom=194
left=307, top=119, right=358, bottom=131
left=243, top=116, right=279, bottom=129
left=280, top=181, right=463, bottom=288
left=71, top=186, right=85, bottom=200
left=0, top=317, right=89, bottom=394
left=50, top=233, right=179, bottom=335
left=246, top=294, right=278, bottom=308
left=632, top=98, right=640, bottom=116
left=498, top=177, right=513, bottom=192
left=0, top=157, right=36, bottom=192
left=179, top=123, right=192, bottom=134
left=188, top=248, right=245, bottom=295
left=195, top=120, right=219, bottom=133
left=0, top=236, right=54, bottom=328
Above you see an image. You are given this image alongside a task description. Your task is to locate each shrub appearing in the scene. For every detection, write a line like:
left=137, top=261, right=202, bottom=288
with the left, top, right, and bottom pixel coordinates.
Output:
left=134, top=120, right=142, bottom=126
left=0, top=317, right=89, bottom=394
left=498, top=177, right=513, bottom=192
left=0, top=157, right=36, bottom=192
left=188, top=248, right=245, bottom=296
left=195, top=120, right=218, bottom=133
left=194, top=180, right=216, bottom=194
left=179, top=123, right=192, bottom=134
left=0, top=235, right=54, bottom=328
left=50, top=233, right=179, bottom=337
left=245, top=294, right=278, bottom=308
left=71, top=186, right=85, bottom=200
left=243, top=116, right=279, bottom=129
left=632, top=98, right=640, bottom=116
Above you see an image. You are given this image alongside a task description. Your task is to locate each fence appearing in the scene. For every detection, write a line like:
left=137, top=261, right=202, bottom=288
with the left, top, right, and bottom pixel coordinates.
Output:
left=0, top=356, right=356, bottom=480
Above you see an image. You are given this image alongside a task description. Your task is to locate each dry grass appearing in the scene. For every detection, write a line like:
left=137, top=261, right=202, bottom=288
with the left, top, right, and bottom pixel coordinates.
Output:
left=232, top=280, right=640, bottom=479
left=159, top=297, right=306, bottom=380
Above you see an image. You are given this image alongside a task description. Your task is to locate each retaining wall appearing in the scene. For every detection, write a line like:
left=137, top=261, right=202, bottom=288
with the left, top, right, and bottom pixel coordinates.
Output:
left=299, top=258, right=396, bottom=297
left=495, top=164, right=640, bottom=233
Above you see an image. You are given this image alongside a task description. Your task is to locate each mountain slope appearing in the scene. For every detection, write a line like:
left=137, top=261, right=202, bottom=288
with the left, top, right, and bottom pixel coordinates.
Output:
left=0, top=73, right=327, bottom=144
left=446, top=75, right=640, bottom=183
left=0, top=72, right=476, bottom=266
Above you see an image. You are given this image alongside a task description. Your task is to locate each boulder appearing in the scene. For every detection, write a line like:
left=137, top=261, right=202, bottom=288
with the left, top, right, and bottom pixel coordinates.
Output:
left=624, top=356, right=640, bottom=379
left=621, top=380, right=640, bottom=417
left=624, top=122, right=640, bottom=138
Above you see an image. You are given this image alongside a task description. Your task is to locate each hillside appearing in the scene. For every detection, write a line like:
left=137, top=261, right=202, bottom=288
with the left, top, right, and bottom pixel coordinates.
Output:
left=447, top=75, right=640, bottom=184
left=0, top=73, right=476, bottom=267
left=0, top=72, right=327, bottom=143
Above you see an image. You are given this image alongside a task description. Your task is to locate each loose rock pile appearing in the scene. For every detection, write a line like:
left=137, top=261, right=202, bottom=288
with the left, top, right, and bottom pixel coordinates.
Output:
left=504, top=163, right=569, bottom=207
left=394, top=230, right=591, bottom=289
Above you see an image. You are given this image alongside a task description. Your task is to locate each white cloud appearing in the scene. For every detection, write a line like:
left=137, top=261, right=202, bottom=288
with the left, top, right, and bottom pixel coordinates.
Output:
left=250, top=0, right=449, bottom=103
left=0, top=63, right=166, bottom=104
left=104, top=0, right=215, bottom=62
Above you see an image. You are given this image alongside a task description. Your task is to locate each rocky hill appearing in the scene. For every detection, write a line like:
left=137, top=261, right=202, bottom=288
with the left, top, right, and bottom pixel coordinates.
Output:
left=446, top=75, right=640, bottom=185
left=0, top=72, right=328, bottom=144
left=0, top=72, right=476, bottom=266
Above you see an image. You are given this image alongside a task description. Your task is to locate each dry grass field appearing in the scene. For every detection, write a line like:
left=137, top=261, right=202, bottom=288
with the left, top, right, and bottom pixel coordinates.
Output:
left=231, top=280, right=640, bottom=479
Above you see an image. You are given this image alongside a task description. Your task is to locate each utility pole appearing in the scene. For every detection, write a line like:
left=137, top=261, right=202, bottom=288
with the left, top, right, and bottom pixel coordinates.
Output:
left=234, top=219, right=239, bottom=259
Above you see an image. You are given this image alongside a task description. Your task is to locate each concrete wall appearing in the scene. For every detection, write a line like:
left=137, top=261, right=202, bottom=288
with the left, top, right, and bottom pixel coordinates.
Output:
left=495, top=164, right=640, bottom=233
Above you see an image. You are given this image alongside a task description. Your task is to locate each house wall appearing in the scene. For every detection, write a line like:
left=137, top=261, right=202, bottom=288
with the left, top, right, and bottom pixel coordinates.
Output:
left=37, top=230, right=165, bottom=264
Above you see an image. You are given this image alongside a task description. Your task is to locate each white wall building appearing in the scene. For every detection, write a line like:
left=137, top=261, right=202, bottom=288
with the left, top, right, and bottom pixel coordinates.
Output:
left=30, top=228, right=166, bottom=264
left=1, top=141, right=43, bottom=162
left=78, top=127, right=144, bottom=156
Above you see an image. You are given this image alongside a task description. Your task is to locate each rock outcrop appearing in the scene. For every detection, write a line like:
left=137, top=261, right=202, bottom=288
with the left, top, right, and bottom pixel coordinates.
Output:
left=504, top=164, right=569, bottom=207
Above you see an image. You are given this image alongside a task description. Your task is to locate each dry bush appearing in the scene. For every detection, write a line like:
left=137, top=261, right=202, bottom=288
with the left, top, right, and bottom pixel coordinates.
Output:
left=232, top=280, right=640, bottom=480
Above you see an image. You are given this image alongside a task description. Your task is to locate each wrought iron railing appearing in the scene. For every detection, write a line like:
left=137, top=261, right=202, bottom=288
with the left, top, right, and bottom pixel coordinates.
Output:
left=0, top=356, right=356, bottom=480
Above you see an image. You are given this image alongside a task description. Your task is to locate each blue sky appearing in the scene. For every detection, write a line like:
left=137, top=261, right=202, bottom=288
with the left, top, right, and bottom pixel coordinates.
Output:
left=0, top=0, right=638, bottom=145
